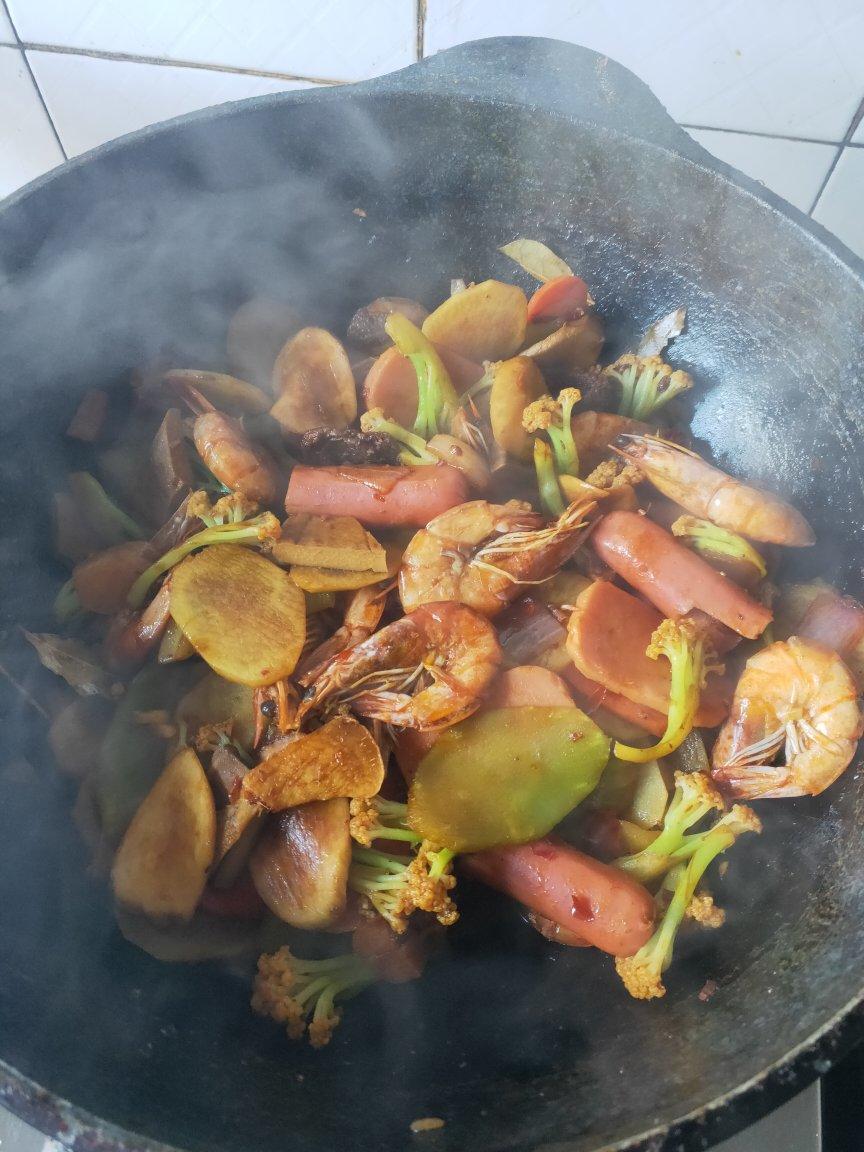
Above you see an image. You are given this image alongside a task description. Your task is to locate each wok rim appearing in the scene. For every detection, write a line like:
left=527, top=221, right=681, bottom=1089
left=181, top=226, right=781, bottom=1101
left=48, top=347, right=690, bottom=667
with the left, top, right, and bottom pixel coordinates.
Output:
left=1, top=47, right=863, bottom=1152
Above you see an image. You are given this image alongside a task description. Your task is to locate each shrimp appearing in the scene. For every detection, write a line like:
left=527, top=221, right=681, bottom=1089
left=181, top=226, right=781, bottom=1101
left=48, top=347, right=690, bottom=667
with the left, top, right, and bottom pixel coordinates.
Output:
left=297, top=603, right=501, bottom=731
left=104, top=582, right=172, bottom=667
left=399, top=497, right=597, bottom=616
left=711, top=638, right=863, bottom=798
left=182, top=385, right=279, bottom=504
left=296, top=580, right=395, bottom=684
left=615, top=435, right=814, bottom=546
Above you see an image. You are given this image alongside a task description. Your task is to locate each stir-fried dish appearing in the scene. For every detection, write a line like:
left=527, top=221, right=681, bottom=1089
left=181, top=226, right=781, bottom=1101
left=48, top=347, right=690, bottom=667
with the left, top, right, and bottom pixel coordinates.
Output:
left=26, top=239, right=864, bottom=1047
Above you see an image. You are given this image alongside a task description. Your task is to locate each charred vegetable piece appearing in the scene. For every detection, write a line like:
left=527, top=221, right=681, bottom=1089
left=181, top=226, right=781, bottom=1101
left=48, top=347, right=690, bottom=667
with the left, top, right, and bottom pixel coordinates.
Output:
left=241, top=715, right=384, bottom=811
left=270, top=327, right=356, bottom=435
left=299, top=426, right=400, bottom=467
left=170, top=545, right=305, bottom=687
left=408, top=706, right=609, bottom=852
left=249, top=799, right=351, bottom=928
left=273, top=513, right=387, bottom=573
left=422, top=280, right=528, bottom=363
left=488, top=356, right=549, bottom=461
left=163, top=369, right=270, bottom=415
left=347, top=297, right=429, bottom=354
left=112, top=747, right=216, bottom=919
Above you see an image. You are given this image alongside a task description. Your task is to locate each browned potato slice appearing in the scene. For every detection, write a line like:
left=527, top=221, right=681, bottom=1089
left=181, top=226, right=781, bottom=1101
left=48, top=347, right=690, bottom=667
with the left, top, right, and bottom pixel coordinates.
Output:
left=422, top=280, right=527, bottom=362
left=176, top=671, right=256, bottom=751
left=163, top=369, right=270, bottom=415
left=241, top=715, right=384, bottom=811
left=289, top=541, right=401, bottom=593
left=170, top=545, right=305, bottom=687
left=270, top=327, right=356, bottom=435
left=489, top=356, right=549, bottom=461
left=111, top=747, right=216, bottom=919
left=523, top=314, right=604, bottom=374
left=273, top=513, right=387, bottom=573
left=347, top=297, right=429, bottom=355
left=72, top=541, right=152, bottom=614
left=249, top=799, right=350, bottom=927
left=226, top=297, right=303, bottom=389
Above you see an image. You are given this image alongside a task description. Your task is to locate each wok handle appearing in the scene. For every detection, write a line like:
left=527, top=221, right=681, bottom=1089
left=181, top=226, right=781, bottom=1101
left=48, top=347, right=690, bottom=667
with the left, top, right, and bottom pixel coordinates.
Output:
left=374, top=36, right=708, bottom=162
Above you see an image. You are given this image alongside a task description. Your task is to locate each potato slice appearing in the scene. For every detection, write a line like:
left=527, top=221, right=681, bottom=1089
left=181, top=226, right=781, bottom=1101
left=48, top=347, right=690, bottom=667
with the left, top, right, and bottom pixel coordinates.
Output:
left=241, top=715, right=384, bottom=811
left=489, top=356, right=549, bottom=461
left=49, top=696, right=112, bottom=778
left=499, top=239, right=573, bottom=282
left=422, top=280, right=527, bottom=362
left=273, top=513, right=386, bottom=573
left=270, top=327, right=356, bottom=435
left=116, top=907, right=260, bottom=962
left=227, top=297, right=303, bottom=388
left=170, top=545, right=305, bottom=687
left=523, top=314, right=604, bottom=374
left=111, top=747, right=216, bottom=919
left=163, top=369, right=270, bottom=415
left=289, top=541, right=401, bottom=593
left=249, top=799, right=350, bottom=927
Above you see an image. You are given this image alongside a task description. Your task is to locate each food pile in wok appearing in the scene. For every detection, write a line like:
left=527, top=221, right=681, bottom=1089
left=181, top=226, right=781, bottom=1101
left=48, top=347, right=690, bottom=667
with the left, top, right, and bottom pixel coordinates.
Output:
left=29, top=239, right=863, bottom=1047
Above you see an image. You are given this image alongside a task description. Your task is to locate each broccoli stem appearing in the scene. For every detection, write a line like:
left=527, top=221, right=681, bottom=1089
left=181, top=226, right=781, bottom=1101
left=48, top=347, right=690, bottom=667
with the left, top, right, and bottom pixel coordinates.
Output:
left=426, top=846, right=455, bottom=882
left=671, top=516, right=767, bottom=578
left=385, top=313, right=459, bottom=439
left=533, top=439, right=566, bottom=517
left=127, top=513, right=279, bottom=608
left=360, top=411, right=436, bottom=465
left=545, top=390, right=580, bottom=476
left=615, top=771, right=724, bottom=883
left=614, top=622, right=708, bottom=763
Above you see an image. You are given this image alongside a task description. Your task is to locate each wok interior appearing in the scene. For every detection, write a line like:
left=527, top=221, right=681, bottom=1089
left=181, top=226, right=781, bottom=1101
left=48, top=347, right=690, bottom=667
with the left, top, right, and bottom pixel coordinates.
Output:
left=0, top=91, right=863, bottom=1152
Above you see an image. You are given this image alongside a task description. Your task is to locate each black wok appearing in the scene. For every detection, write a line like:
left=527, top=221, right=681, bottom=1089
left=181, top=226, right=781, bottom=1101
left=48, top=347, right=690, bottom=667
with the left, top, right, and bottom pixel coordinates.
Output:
left=0, top=36, right=862, bottom=1152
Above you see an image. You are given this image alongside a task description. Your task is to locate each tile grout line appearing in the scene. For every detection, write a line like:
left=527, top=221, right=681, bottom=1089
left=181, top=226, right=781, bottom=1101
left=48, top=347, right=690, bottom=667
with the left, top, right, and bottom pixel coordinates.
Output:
left=680, top=122, right=845, bottom=148
left=415, top=0, right=426, bottom=61
left=807, top=93, right=864, bottom=216
left=0, top=0, right=68, bottom=160
left=16, top=40, right=347, bottom=85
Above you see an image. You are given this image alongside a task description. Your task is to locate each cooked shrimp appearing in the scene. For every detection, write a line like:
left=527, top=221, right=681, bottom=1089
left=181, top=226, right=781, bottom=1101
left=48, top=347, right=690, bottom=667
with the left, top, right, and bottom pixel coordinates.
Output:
left=182, top=385, right=279, bottom=504
left=615, top=435, right=814, bottom=546
left=105, top=582, right=172, bottom=667
left=399, top=497, right=597, bottom=616
left=711, top=638, right=863, bottom=798
left=297, top=603, right=501, bottom=731
left=296, top=580, right=395, bottom=684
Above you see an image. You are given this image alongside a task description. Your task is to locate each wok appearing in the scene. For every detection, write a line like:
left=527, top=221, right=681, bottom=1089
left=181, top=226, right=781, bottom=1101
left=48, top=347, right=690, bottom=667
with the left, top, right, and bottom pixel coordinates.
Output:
left=0, top=36, right=862, bottom=1152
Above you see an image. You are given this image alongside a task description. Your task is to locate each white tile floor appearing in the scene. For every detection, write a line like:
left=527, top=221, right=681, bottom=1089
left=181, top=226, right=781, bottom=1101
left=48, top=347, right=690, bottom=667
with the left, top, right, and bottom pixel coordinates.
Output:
left=0, top=0, right=861, bottom=260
